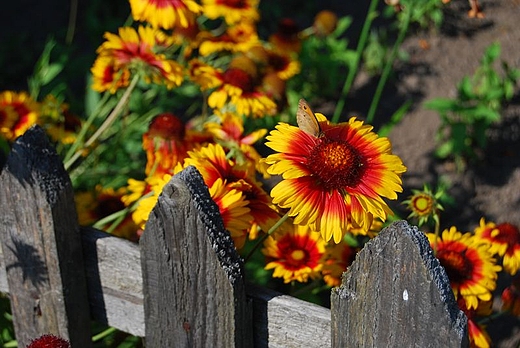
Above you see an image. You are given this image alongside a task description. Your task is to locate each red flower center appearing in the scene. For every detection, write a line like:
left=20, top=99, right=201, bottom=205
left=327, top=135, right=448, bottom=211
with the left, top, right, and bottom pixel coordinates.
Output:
left=276, top=234, right=321, bottom=270
left=437, top=249, right=473, bottom=285
left=268, top=54, right=289, bottom=72
left=223, top=68, right=254, bottom=93
left=307, top=138, right=366, bottom=190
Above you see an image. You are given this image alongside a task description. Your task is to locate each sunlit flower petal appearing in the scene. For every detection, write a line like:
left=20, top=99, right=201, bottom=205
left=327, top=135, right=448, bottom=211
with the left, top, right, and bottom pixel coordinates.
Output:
left=202, top=0, right=259, bottom=25
left=209, top=178, right=252, bottom=249
left=130, top=0, right=202, bottom=29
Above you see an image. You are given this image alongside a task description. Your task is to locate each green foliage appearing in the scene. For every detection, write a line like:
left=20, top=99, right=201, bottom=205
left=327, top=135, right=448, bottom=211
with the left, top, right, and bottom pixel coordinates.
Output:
left=27, top=39, right=67, bottom=101
left=287, top=16, right=355, bottom=100
left=0, top=295, right=15, bottom=347
left=425, top=42, right=520, bottom=167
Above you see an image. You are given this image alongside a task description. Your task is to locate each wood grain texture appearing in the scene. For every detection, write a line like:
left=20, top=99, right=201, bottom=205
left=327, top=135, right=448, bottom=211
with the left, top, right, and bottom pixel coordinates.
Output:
left=249, top=284, right=331, bottom=348
left=140, top=166, right=253, bottom=347
left=331, top=220, right=469, bottom=348
left=81, top=227, right=144, bottom=336
left=0, top=126, right=92, bottom=347
left=3, top=229, right=333, bottom=344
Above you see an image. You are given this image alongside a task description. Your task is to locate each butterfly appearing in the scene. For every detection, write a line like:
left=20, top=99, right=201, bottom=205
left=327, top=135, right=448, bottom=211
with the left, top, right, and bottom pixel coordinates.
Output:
left=296, top=99, right=323, bottom=138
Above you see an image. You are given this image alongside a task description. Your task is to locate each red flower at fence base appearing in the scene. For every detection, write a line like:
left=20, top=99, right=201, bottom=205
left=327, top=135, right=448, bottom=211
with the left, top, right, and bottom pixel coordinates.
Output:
left=26, top=334, right=71, bottom=348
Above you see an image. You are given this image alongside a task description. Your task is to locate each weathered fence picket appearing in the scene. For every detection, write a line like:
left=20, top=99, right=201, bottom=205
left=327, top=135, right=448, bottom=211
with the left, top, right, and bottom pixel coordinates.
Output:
left=0, top=126, right=469, bottom=347
left=0, top=126, right=92, bottom=347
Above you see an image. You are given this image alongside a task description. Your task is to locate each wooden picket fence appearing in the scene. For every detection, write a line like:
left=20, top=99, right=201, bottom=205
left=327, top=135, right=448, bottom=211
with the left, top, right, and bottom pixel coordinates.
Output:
left=0, top=126, right=469, bottom=347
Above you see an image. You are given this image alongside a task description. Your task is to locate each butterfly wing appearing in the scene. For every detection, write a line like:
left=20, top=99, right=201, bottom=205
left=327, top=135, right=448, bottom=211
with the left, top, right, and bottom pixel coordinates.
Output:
left=296, top=99, right=322, bottom=137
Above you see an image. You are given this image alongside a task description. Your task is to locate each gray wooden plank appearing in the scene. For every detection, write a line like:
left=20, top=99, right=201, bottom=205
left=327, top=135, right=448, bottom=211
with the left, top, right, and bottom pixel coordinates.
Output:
left=81, top=227, right=145, bottom=337
left=331, top=220, right=469, bottom=348
left=249, top=284, right=331, bottom=348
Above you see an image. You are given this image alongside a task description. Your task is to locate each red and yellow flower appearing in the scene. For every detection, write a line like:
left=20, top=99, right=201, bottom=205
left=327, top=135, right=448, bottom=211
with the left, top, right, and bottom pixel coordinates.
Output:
left=0, top=91, right=40, bottom=141
left=209, top=177, right=253, bottom=249
left=130, top=174, right=171, bottom=230
left=474, top=218, right=520, bottom=275
left=129, top=0, right=202, bottom=29
left=426, top=227, right=501, bottom=309
left=201, top=0, right=259, bottom=25
left=92, top=26, right=183, bottom=93
left=198, top=22, right=260, bottom=56
left=262, top=223, right=326, bottom=283
left=204, top=111, right=268, bottom=176
left=142, top=113, right=191, bottom=177
left=188, top=59, right=276, bottom=118
left=264, top=111, right=406, bottom=243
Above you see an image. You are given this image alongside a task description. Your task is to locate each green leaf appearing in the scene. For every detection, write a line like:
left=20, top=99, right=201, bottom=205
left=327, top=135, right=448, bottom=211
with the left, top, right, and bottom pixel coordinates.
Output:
left=503, top=80, right=515, bottom=100
left=435, top=140, right=453, bottom=159
left=423, top=98, right=459, bottom=112
left=472, top=106, right=501, bottom=122
left=450, top=122, right=468, bottom=155
left=458, top=76, right=475, bottom=100
left=482, top=42, right=500, bottom=65
left=332, top=16, right=353, bottom=38
left=39, top=63, right=64, bottom=85
left=84, top=75, right=101, bottom=117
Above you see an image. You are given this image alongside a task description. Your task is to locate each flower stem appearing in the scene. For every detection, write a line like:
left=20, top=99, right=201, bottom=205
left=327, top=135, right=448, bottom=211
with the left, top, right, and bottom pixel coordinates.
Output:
left=244, top=212, right=290, bottom=263
left=331, top=0, right=379, bottom=124
left=65, top=0, right=78, bottom=44
left=91, top=327, right=117, bottom=342
left=63, top=91, right=111, bottom=164
left=64, top=75, right=139, bottom=171
left=365, top=6, right=412, bottom=124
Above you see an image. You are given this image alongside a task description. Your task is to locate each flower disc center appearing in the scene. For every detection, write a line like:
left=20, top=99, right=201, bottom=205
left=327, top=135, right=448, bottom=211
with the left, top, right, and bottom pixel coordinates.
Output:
left=438, top=249, right=473, bottom=283
left=307, top=138, right=366, bottom=190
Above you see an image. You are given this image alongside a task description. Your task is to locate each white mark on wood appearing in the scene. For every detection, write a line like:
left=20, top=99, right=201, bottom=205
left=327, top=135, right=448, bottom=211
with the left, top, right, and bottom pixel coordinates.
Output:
left=403, top=289, right=409, bottom=301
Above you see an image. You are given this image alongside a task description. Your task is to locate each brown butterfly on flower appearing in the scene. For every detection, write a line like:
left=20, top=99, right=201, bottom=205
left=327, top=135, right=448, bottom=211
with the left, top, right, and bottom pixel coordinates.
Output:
left=296, top=99, right=323, bottom=138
